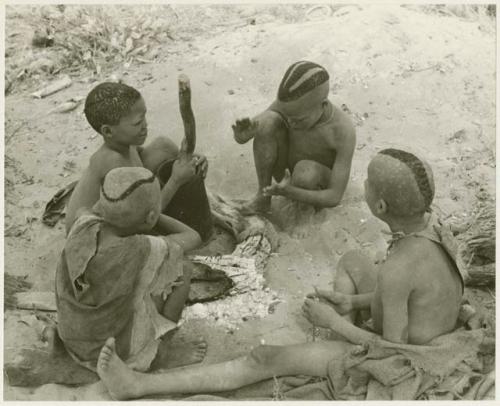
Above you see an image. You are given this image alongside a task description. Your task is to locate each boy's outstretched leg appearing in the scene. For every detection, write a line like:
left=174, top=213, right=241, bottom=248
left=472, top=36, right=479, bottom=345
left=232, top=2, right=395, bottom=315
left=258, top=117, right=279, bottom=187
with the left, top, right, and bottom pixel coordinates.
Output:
left=98, top=339, right=353, bottom=400
left=98, top=337, right=142, bottom=400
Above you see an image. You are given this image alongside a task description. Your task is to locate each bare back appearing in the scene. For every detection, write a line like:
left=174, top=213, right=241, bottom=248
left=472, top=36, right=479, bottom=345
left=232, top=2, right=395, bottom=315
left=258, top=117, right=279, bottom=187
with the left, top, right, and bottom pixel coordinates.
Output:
left=371, top=236, right=463, bottom=344
left=65, top=145, right=143, bottom=234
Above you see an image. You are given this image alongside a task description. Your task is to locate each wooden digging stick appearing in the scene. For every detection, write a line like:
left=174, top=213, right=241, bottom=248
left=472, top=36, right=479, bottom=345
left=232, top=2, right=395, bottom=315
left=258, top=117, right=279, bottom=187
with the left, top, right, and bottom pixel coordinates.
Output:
left=178, top=74, right=196, bottom=158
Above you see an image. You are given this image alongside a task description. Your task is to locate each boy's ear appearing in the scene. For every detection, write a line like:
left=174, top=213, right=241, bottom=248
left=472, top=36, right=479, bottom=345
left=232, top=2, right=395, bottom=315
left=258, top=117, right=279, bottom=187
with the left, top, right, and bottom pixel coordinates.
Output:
left=100, top=124, right=113, bottom=140
left=145, top=209, right=157, bottom=226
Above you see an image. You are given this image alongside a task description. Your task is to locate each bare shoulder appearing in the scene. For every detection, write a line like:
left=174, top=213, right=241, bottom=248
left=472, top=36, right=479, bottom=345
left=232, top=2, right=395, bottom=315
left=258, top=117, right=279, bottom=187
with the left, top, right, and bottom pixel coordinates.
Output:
left=382, top=237, right=436, bottom=282
left=327, top=103, right=356, bottom=150
left=90, top=146, right=130, bottom=179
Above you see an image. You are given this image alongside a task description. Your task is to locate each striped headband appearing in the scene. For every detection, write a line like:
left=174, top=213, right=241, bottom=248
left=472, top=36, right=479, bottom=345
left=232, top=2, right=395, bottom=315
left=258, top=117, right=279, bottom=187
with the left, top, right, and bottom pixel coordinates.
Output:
left=277, top=61, right=330, bottom=102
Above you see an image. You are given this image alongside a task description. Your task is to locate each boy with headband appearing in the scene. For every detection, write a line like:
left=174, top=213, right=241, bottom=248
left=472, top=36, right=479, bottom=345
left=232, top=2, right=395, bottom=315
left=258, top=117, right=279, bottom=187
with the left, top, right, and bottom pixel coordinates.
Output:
left=94, top=150, right=480, bottom=401
left=56, top=167, right=205, bottom=372
left=233, top=60, right=356, bottom=214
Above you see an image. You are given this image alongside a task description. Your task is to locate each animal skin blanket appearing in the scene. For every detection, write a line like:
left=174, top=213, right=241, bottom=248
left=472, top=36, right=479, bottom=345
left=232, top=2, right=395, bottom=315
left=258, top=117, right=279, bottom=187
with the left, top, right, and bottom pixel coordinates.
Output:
left=55, top=213, right=183, bottom=372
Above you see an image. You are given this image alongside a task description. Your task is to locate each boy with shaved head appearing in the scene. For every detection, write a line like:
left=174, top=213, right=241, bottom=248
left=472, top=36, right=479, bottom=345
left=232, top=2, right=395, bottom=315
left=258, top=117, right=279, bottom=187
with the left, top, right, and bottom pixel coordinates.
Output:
left=94, top=150, right=482, bottom=401
left=56, top=167, right=205, bottom=373
left=233, top=61, right=356, bottom=213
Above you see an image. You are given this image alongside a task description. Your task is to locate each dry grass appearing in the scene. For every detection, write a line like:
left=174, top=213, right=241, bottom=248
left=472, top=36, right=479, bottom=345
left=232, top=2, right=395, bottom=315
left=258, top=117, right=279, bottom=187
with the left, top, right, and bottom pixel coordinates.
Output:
left=4, top=4, right=308, bottom=95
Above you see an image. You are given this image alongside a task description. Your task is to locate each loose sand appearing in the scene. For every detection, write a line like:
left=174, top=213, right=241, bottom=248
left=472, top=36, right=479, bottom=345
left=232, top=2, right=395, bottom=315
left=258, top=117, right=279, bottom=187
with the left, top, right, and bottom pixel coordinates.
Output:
left=4, top=4, right=495, bottom=400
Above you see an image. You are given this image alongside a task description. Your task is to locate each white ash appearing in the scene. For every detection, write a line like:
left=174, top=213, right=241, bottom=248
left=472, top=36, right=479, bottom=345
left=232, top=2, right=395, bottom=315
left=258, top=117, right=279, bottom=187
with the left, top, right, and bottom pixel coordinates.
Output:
left=182, top=235, right=281, bottom=330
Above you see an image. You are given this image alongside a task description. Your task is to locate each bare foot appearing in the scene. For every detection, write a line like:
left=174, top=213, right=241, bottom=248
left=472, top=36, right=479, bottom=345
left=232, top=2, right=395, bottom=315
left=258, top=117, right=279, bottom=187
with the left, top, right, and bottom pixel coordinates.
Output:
left=151, top=336, right=208, bottom=370
left=97, top=337, right=141, bottom=400
left=237, top=194, right=271, bottom=216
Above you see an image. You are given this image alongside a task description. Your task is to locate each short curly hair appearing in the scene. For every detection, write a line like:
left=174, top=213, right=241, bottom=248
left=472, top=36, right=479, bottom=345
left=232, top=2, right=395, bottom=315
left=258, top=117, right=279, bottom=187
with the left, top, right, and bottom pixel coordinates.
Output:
left=84, top=82, right=142, bottom=133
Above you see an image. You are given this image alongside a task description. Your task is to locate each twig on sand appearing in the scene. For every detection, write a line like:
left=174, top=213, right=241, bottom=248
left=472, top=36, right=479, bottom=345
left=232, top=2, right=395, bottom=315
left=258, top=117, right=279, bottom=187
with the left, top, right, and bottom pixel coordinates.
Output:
left=410, top=64, right=440, bottom=73
left=305, top=5, right=333, bottom=20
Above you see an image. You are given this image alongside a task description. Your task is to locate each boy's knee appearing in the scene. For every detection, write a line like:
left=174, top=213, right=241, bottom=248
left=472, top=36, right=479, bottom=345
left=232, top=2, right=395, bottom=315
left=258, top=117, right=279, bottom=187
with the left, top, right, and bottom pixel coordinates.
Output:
left=144, top=136, right=179, bottom=161
left=254, top=112, right=288, bottom=142
left=336, top=250, right=375, bottom=292
left=153, top=136, right=179, bottom=158
left=291, top=160, right=326, bottom=190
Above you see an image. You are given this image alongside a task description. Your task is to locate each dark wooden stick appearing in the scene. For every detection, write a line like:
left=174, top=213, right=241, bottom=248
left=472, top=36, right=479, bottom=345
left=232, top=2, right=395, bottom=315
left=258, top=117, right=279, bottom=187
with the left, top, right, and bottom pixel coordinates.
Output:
left=178, top=74, right=196, bottom=157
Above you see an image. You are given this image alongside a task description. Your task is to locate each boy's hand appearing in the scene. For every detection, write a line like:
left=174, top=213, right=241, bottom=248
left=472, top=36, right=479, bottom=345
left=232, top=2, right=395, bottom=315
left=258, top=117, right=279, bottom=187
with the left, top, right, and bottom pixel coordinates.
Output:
left=307, top=287, right=354, bottom=315
left=172, top=157, right=197, bottom=186
left=232, top=117, right=258, bottom=144
left=302, top=298, right=342, bottom=329
left=193, top=154, right=208, bottom=179
left=262, top=169, right=291, bottom=197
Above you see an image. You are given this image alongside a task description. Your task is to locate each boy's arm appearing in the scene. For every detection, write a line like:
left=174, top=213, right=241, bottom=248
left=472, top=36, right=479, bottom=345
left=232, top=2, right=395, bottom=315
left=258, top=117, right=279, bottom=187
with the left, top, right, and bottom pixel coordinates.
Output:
left=312, top=289, right=373, bottom=313
left=351, top=292, right=373, bottom=310
left=155, top=214, right=201, bottom=252
left=377, top=259, right=414, bottom=344
left=303, top=298, right=378, bottom=344
left=268, top=125, right=356, bottom=207
left=160, top=177, right=182, bottom=211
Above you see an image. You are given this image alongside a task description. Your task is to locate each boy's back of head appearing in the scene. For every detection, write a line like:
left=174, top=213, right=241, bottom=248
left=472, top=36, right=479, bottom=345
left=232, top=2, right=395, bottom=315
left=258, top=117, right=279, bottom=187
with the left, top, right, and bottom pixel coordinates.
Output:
left=368, top=148, right=435, bottom=217
left=98, top=167, right=160, bottom=230
left=84, top=82, right=142, bottom=134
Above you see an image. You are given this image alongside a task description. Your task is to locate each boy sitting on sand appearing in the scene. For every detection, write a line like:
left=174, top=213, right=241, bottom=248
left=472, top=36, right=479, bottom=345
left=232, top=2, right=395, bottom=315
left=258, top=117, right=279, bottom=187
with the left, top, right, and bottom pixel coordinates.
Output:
left=233, top=60, right=356, bottom=214
left=94, top=149, right=481, bottom=401
left=56, top=167, right=205, bottom=372
left=65, top=82, right=208, bottom=235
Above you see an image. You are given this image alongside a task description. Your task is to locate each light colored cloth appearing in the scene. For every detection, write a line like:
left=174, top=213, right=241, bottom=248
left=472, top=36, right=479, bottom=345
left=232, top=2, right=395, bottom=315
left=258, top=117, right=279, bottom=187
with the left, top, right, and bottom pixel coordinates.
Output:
left=55, top=213, right=184, bottom=372
left=323, top=327, right=487, bottom=400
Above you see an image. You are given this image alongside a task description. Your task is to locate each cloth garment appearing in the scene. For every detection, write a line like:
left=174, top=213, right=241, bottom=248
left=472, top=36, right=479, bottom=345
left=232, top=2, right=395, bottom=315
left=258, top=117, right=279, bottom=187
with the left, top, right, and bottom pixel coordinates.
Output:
left=55, top=213, right=184, bottom=372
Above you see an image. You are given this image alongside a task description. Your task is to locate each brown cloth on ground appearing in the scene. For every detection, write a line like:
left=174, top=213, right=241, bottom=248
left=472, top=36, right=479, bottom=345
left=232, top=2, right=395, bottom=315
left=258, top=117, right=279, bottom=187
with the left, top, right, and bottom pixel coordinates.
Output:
left=56, top=213, right=183, bottom=372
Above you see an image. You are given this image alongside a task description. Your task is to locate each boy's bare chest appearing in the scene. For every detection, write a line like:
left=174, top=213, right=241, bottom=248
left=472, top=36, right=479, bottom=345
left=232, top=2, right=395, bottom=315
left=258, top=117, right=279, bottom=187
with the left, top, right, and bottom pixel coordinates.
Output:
left=288, top=126, right=336, bottom=157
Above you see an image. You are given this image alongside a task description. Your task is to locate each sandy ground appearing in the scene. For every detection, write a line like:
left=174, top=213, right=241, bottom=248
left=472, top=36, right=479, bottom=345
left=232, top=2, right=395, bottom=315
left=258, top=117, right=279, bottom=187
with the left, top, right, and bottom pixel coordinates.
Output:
left=4, top=5, right=496, bottom=400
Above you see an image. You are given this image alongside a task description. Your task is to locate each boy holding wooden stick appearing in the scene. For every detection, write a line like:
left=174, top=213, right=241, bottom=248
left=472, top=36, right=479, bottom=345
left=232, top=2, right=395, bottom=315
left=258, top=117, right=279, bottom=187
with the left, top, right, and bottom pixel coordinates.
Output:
left=65, top=81, right=208, bottom=237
